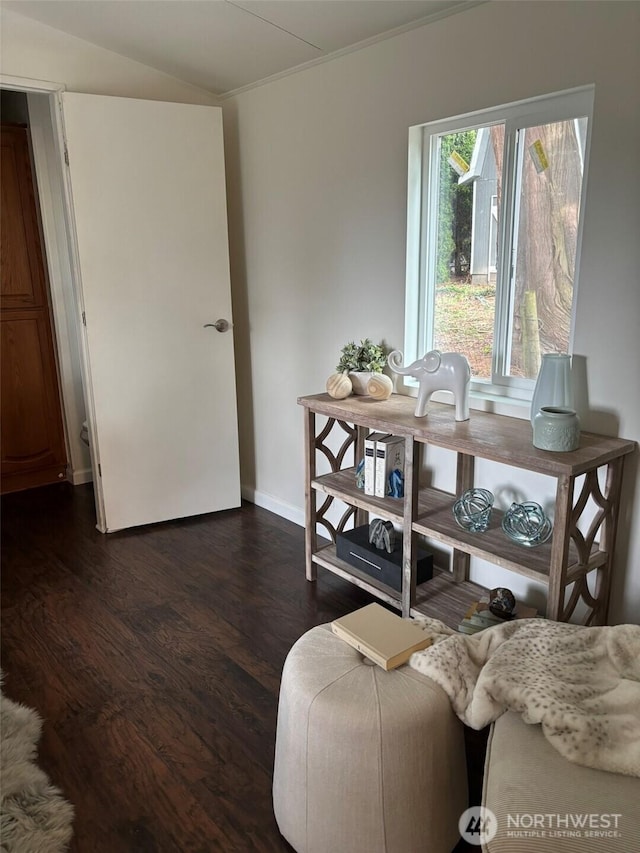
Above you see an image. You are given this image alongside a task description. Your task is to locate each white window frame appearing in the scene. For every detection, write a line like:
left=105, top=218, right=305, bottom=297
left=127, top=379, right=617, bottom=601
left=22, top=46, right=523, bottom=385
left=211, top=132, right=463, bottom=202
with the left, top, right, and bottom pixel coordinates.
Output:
left=405, top=85, right=594, bottom=404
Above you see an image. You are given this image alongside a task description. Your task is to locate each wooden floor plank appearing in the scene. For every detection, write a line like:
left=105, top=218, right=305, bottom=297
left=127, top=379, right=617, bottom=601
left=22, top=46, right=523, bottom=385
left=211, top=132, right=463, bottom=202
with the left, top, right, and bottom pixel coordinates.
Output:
left=1, top=482, right=480, bottom=852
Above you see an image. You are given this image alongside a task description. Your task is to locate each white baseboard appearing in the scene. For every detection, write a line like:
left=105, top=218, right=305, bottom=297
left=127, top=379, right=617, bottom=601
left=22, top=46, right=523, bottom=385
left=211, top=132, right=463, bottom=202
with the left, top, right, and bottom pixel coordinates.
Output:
left=68, top=467, right=93, bottom=485
left=241, top=485, right=304, bottom=528
left=65, top=474, right=300, bottom=520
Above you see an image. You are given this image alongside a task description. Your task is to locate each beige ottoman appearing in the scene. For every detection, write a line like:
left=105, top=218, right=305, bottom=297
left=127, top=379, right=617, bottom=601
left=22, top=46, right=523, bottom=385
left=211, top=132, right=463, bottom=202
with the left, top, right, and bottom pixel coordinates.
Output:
left=273, top=623, right=467, bottom=853
left=483, top=712, right=640, bottom=852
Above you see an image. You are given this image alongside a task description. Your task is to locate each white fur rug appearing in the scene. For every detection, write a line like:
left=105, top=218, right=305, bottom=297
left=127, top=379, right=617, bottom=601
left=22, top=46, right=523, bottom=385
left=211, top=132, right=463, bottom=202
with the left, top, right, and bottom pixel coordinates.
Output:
left=1, top=687, right=74, bottom=852
left=409, top=617, right=640, bottom=777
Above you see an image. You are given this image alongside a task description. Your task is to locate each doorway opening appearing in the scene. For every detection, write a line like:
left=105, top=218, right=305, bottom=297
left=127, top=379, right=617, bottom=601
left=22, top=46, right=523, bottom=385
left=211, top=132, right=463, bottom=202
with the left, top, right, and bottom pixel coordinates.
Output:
left=0, top=85, right=92, bottom=498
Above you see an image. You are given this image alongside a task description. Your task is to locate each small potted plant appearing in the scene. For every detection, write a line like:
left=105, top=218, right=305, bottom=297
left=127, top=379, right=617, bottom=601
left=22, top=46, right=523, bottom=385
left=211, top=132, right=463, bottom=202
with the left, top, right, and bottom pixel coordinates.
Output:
left=336, top=338, right=387, bottom=395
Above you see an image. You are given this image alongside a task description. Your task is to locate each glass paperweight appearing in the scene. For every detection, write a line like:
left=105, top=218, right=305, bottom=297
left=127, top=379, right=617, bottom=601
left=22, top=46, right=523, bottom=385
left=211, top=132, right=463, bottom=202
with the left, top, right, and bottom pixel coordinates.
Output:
left=502, top=501, right=552, bottom=547
left=452, top=488, right=494, bottom=533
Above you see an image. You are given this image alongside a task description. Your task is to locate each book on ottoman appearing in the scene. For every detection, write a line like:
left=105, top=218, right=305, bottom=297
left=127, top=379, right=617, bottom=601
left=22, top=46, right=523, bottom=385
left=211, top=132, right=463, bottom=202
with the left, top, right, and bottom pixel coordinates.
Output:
left=336, top=524, right=433, bottom=592
left=331, top=603, right=432, bottom=670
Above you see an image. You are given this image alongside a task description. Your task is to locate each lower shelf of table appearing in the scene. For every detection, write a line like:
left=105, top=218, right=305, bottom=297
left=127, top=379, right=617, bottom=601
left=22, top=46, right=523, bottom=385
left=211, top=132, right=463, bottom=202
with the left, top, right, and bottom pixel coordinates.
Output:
left=410, top=574, right=488, bottom=628
left=311, top=543, right=487, bottom=629
left=312, top=470, right=603, bottom=583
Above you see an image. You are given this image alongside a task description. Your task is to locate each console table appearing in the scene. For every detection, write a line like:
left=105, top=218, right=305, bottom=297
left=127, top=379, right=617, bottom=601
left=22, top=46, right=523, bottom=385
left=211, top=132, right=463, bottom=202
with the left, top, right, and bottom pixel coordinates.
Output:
left=299, top=393, right=635, bottom=624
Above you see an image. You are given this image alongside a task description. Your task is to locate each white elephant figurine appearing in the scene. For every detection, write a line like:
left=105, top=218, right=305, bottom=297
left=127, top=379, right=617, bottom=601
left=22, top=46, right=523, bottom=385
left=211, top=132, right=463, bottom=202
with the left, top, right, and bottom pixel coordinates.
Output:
left=388, top=350, right=471, bottom=421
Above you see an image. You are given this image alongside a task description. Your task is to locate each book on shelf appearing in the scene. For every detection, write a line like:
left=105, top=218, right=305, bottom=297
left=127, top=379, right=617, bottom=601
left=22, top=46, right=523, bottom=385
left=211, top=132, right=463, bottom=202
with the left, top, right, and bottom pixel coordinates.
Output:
left=468, top=612, right=503, bottom=630
left=331, top=603, right=432, bottom=670
left=458, top=621, right=482, bottom=635
left=374, top=435, right=405, bottom=499
left=364, top=432, right=389, bottom=496
left=457, top=599, right=538, bottom=635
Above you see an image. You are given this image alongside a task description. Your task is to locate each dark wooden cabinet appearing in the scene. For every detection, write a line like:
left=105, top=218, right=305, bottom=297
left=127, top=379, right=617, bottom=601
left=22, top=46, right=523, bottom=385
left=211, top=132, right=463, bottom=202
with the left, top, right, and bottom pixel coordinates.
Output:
left=1, top=124, right=67, bottom=493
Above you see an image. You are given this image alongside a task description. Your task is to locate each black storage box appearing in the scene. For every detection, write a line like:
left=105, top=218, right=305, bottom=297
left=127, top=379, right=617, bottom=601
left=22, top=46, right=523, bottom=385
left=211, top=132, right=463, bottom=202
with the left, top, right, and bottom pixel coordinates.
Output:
left=336, top=525, right=433, bottom=592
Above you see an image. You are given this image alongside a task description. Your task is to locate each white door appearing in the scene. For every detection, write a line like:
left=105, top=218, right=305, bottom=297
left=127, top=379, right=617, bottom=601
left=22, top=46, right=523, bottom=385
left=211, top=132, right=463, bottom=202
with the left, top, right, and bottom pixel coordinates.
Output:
left=62, top=93, right=240, bottom=532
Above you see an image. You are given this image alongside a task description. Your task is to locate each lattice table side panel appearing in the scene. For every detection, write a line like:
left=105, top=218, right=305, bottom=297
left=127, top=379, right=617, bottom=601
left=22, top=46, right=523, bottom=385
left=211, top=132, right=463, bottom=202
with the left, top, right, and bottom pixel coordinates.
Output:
left=313, top=417, right=359, bottom=543
left=315, top=495, right=357, bottom=543
left=569, top=470, right=610, bottom=566
left=561, top=572, right=604, bottom=625
left=314, top=417, right=358, bottom=474
left=563, top=465, right=619, bottom=624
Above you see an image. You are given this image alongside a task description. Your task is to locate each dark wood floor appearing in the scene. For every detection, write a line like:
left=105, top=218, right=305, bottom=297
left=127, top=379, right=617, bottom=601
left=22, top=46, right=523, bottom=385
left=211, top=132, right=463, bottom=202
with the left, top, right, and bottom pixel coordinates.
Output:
left=1, top=483, right=483, bottom=852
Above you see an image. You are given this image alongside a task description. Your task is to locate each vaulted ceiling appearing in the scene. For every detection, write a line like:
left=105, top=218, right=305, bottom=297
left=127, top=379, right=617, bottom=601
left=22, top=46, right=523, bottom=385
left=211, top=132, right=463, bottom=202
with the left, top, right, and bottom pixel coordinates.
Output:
left=3, top=0, right=483, bottom=96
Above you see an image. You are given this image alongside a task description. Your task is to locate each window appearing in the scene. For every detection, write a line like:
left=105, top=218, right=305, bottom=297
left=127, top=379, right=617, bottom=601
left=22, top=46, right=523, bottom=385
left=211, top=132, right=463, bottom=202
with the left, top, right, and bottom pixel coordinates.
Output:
left=405, top=87, right=594, bottom=401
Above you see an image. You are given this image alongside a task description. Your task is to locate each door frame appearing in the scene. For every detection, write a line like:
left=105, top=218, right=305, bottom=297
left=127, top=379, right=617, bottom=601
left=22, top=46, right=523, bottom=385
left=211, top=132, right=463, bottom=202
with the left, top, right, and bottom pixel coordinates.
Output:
left=1, top=74, right=102, bottom=523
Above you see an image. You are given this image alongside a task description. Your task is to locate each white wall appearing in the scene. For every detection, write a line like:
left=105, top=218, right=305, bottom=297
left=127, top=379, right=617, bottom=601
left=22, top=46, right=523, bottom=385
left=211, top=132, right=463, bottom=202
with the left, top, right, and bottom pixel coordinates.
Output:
left=27, top=91, right=93, bottom=483
left=223, top=0, right=640, bottom=623
left=0, top=9, right=218, bottom=105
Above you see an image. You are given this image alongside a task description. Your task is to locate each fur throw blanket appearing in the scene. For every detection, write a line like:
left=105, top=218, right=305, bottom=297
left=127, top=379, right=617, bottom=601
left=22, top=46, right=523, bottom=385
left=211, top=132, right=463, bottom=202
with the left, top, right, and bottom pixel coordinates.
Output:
left=409, top=617, right=640, bottom=777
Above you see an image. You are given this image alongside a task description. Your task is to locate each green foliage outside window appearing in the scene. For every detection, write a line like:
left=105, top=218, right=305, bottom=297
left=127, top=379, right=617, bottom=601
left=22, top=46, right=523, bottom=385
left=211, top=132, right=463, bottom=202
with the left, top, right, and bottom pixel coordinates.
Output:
left=437, top=131, right=476, bottom=282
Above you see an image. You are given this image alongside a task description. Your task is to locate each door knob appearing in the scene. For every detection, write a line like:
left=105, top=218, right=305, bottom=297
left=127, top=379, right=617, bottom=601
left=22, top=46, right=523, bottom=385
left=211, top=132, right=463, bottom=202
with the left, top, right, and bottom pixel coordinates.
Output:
left=204, top=319, right=232, bottom=333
